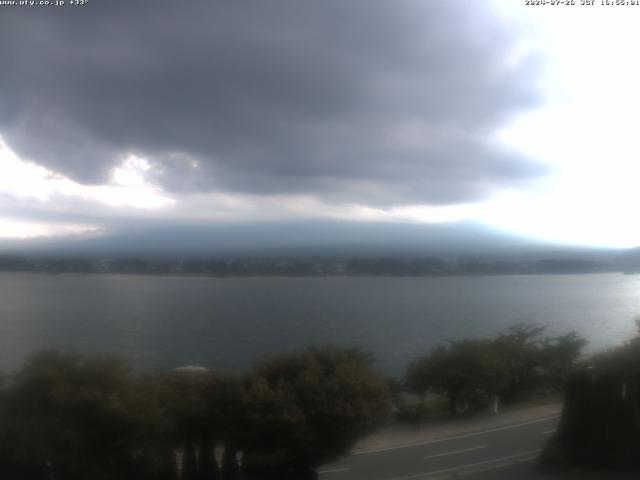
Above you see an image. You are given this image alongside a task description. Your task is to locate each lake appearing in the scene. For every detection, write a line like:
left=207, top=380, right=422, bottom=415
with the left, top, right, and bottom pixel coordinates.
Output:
left=0, top=272, right=639, bottom=375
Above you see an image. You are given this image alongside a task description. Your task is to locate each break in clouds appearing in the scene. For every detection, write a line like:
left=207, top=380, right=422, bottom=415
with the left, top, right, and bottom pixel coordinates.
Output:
left=0, top=0, right=543, bottom=214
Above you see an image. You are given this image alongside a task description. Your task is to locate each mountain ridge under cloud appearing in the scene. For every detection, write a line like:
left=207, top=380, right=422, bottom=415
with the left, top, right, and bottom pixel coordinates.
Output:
left=0, top=221, right=625, bottom=259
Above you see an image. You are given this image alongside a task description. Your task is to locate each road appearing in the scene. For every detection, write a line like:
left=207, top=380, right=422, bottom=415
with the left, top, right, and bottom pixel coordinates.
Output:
left=318, top=414, right=562, bottom=480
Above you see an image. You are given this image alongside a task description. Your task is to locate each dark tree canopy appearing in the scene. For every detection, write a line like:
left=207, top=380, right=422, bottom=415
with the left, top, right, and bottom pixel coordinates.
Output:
left=0, top=347, right=391, bottom=479
left=406, top=324, right=586, bottom=415
left=2, top=351, right=139, bottom=479
left=407, top=339, right=508, bottom=415
left=238, top=346, right=391, bottom=475
left=0, top=351, right=188, bottom=480
left=542, top=322, right=640, bottom=471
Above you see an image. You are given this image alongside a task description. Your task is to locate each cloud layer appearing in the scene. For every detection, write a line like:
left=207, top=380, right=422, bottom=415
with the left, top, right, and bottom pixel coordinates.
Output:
left=0, top=0, right=543, bottom=209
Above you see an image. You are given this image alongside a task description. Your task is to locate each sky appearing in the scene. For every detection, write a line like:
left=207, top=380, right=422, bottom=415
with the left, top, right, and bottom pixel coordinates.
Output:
left=1, top=0, right=640, bottom=251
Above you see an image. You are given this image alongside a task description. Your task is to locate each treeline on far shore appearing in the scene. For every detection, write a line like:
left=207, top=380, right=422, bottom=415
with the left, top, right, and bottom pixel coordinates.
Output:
left=0, top=322, right=594, bottom=480
left=0, top=253, right=629, bottom=276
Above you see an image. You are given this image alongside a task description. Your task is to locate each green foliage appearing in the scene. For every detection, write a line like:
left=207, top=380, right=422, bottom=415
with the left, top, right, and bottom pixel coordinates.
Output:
left=587, top=318, right=640, bottom=374
left=385, top=376, right=404, bottom=406
left=0, top=326, right=586, bottom=478
left=238, top=346, right=391, bottom=474
left=203, top=375, right=246, bottom=447
left=395, top=393, right=448, bottom=425
left=538, top=331, right=587, bottom=391
left=493, top=323, right=546, bottom=401
left=405, top=355, right=432, bottom=399
left=163, top=371, right=246, bottom=479
left=3, top=350, right=138, bottom=479
left=409, top=340, right=508, bottom=415
left=0, top=346, right=390, bottom=478
left=0, top=351, right=183, bottom=480
left=542, top=323, right=640, bottom=472
left=406, top=324, right=586, bottom=416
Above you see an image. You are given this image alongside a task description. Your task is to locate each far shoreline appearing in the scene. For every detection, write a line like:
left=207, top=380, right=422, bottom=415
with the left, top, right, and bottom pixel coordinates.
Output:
left=0, top=270, right=628, bottom=279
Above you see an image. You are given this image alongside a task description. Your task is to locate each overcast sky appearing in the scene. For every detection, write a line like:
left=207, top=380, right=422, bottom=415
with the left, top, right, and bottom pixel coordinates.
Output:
left=1, top=1, right=639, bottom=250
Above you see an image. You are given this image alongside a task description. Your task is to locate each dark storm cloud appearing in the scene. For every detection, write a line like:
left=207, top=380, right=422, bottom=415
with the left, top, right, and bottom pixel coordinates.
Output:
left=0, top=0, right=543, bottom=206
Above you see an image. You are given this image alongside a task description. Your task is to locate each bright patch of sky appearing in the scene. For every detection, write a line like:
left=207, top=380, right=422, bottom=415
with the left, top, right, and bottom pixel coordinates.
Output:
left=480, top=0, right=640, bottom=248
left=0, top=138, right=172, bottom=238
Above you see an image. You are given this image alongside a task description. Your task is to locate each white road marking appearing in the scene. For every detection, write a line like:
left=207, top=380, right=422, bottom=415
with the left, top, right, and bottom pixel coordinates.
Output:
left=541, top=429, right=556, bottom=435
left=318, top=467, right=352, bottom=475
left=386, top=449, right=540, bottom=480
left=423, top=445, right=487, bottom=460
left=458, top=451, right=539, bottom=477
left=430, top=416, right=560, bottom=443
left=354, top=415, right=560, bottom=455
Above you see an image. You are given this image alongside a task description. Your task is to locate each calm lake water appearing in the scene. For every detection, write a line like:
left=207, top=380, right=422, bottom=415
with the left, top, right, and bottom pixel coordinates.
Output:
left=1, top=272, right=639, bottom=375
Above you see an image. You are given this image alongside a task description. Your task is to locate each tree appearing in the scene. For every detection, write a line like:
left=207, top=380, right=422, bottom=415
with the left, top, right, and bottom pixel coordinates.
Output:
left=494, top=323, right=546, bottom=401
left=539, top=331, right=587, bottom=391
left=238, top=346, right=391, bottom=478
left=405, top=354, right=435, bottom=401
left=162, top=367, right=232, bottom=480
left=2, top=351, right=181, bottom=480
left=541, top=325, right=640, bottom=471
left=407, top=324, right=587, bottom=415
left=495, top=324, right=587, bottom=400
left=4, top=350, right=139, bottom=480
left=123, top=374, right=181, bottom=480
left=413, top=340, right=509, bottom=415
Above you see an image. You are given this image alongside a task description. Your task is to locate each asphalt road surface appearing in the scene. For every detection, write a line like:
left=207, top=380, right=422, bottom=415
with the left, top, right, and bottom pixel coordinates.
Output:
left=318, top=414, right=562, bottom=480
